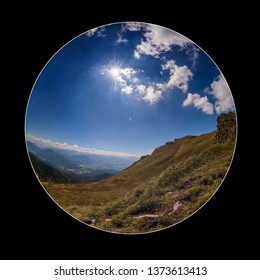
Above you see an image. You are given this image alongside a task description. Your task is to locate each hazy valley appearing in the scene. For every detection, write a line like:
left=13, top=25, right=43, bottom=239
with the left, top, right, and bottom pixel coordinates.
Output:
left=27, top=141, right=137, bottom=183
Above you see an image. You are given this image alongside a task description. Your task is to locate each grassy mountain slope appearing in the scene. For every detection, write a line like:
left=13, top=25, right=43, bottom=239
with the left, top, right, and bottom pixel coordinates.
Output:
left=43, top=112, right=236, bottom=233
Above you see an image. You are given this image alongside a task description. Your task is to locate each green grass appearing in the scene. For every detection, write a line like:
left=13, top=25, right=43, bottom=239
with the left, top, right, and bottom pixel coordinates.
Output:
left=43, top=130, right=235, bottom=233
left=42, top=111, right=236, bottom=233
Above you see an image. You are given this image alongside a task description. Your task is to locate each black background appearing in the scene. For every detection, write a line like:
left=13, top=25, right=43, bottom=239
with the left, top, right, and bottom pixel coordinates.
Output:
left=3, top=5, right=258, bottom=260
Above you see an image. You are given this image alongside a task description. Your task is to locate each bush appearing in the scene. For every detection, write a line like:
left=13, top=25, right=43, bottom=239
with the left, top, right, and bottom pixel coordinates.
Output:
left=215, top=112, right=236, bottom=143
left=200, top=177, right=213, bottom=186
left=133, top=217, right=159, bottom=231
left=159, top=215, right=175, bottom=227
left=111, top=213, right=127, bottom=227
left=211, top=171, right=225, bottom=180
left=159, top=167, right=180, bottom=187
left=182, top=186, right=204, bottom=202
left=134, top=188, right=144, bottom=198
left=129, top=198, right=160, bottom=215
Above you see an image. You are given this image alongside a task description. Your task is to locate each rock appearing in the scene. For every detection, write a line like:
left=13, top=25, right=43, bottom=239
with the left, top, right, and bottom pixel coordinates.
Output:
left=173, top=201, right=182, bottom=211
left=84, top=218, right=95, bottom=225
left=84, top=219, right=93, bottom=225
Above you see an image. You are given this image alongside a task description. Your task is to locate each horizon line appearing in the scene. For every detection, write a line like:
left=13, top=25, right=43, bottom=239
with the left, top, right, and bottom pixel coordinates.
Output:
left=25, top=134, right=142, bottom=158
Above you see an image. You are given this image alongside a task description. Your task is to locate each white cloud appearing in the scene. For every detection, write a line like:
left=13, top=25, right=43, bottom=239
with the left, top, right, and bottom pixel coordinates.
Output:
left=122, top=85, right=134, bottom=95
left=86, top=28, right=97, bottom=37
left=133, top=24, right=191, bottom=59
left=186, top=46, right=200, bottom=69
left=86, top=26, right=106, bottom=37
left=117, top=71, right=162, bottom=104
left=122, top=23, right=199, bottom=66
left=26, top=135, right=137, bottom=158
left=161, top=60, right=193, bottom=92
left=182, top=75, right=234, bottom=115
left=112, top=67, right=137, bottom=90
left=209, top=75, right=234, bottom=114
left=116, top=75, right=127, bottom=87
left=183, top=93, right=214, bottom=114
left=121, top=82, right=162, bottom=105
left=134, top=50, right=141, bottom=59
left=136, top=84, right=146, bottom=95
left=132, top=77, right=140, bottom=83
left=110, top=60, right=192, bottom=105
left=114, top=68, right=163, bottom=104
left=143, top=86, right=162, bottom=105
left=122, top=22, right=145, bottom=31
left=119, top=67, right=137, bottom=79
left=116, top=33, right=128, bottom=44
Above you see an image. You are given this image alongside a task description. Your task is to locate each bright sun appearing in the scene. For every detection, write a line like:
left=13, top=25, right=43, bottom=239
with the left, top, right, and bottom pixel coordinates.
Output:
left=110, top=67, right=120, bottom=78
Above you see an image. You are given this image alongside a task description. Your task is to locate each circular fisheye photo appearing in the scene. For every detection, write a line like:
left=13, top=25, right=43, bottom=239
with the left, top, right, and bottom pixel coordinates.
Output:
left=25, top=22, right=236, bottom=234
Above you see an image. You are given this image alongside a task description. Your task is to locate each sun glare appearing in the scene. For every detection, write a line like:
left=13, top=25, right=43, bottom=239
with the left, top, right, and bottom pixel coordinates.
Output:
left=110, top=67, right=120, bottom=78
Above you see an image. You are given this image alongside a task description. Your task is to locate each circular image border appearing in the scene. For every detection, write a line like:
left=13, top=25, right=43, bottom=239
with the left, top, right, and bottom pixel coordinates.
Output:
left=25, top=22, right=237, bottom=234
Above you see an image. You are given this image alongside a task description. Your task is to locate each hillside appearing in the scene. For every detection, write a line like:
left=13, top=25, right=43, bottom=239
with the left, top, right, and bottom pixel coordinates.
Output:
left=29, top=153, right=77, bottom=184
left=43, top=112, right=236, bottom=233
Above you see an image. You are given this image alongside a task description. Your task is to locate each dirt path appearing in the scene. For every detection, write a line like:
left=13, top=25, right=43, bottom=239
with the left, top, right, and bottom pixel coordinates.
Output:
left=133, top=214, right=160, bottom=219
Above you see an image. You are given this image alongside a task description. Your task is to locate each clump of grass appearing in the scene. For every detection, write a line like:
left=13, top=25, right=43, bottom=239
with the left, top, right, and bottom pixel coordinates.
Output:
left=187, top=186, right=204, bottom=200
left=200, top=177, right=213, bottom=186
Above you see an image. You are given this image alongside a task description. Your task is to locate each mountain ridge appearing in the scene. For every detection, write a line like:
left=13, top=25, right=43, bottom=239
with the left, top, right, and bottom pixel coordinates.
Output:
left=42, top=112, right=236, bottom=233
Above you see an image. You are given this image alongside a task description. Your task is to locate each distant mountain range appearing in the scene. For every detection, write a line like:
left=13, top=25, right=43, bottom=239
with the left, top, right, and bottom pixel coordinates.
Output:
left=43, top=112, right=236, bottom=233
left=27, top=141, right=138, bottom=183
left=29, top=153, right=77, bottom=183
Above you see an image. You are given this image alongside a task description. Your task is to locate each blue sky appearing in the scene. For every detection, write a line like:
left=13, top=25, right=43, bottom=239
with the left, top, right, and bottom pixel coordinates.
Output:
left=26, top=22, right=235, bottom=156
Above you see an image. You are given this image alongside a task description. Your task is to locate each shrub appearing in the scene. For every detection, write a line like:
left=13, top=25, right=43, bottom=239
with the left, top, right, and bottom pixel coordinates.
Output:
left=134, top=188, right=144, bottom=198
left=211, top=171, right=225, bottom=180
left=182, top=186, right=204, bottom=202
left=215, top=112, right=236, bottom=143
left=200, top=177, right=213, bottom=186
left=129, top=198, right=161, bottom=215
left=159, top=167, right=180, bottom=187
left=111, top=213, right=127, bottom=227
